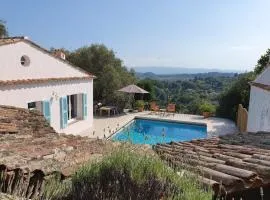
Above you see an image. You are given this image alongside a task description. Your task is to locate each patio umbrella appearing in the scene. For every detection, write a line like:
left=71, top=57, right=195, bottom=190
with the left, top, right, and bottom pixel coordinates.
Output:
left=118, top=84, right=149, bottom=109
left=118, top=84, right=149, bottom=94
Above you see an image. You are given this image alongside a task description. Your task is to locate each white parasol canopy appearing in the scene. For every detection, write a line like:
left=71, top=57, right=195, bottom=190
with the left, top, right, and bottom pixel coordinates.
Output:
left=118, top=84, right=149, bottom=94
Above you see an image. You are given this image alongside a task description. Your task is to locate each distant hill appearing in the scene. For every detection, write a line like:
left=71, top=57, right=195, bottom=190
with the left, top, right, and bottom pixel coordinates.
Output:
left=136, top=71, right=238, bottom=81
left=133, top=66, right=242, bottom=75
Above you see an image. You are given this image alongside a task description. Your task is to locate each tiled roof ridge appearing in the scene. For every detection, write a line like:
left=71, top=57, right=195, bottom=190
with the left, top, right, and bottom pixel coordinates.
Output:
left=0, top=76, right=94, bottom=86
left=0, top=36, right=26, bottom=39
left=249, top=81, right=270, bottom=91
left=0, top=36, right=31, bottom=46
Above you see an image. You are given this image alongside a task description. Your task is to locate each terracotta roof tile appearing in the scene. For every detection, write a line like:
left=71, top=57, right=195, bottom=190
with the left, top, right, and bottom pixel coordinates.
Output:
left=154, top=138, right=270, bottom=195
left=250, top=81, right=270, bottom=91
left=0, top=76, right=94, bottom=86
left=0, top=105, right=117, bottom=198
left=0, top=36, right=24, bottom=45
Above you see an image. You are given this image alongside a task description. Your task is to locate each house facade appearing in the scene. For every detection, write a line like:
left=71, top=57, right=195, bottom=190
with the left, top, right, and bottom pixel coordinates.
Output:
left=247, top=65, right=270, bottom=133
left=0, top=37, right=94, bottom=134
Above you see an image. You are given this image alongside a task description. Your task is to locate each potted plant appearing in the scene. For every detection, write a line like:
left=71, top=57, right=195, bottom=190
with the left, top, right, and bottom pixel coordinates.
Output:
left=199, top=102, right=216, bottom=118
left=135, top=100, right=145, bottom=112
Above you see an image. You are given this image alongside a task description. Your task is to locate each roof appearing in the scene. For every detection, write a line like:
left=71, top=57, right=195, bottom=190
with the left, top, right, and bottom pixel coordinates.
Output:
left=252, top=65, right=270, bottom=87
left=0, top=105, right=109, bottom=175
left=250, top=81, right=270, bottom=91
left=0, top=37, right=23, bottom=45
left=0, top=105, right=116, bottom=198
left=0, top=36, right=96, bottom=83
left=0, top=76, right=93, bottom=86
left=0, top=105, right=155, bottom=199
left=154, top=137, right=270, bottom=195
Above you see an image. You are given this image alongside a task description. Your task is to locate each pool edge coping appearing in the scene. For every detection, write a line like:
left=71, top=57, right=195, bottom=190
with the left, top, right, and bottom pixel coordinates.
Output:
left=135, top=116, right=207, bottom=127
left=106, top=118, right=134, bottom=140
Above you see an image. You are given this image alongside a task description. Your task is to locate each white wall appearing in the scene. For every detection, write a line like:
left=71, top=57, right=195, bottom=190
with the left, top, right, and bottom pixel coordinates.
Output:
left=0, top=79, right=93, bottom=134
left=0, top=41, right=87, bottom=81
left=247, top=86, right=270, bottom=133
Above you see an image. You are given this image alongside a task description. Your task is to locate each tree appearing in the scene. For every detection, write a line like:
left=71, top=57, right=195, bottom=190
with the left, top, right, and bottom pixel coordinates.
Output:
left=216, top=48, right=270, bottom=120
left=0, top=20, right=8, bottom=38
left=254, top=49, right=270, bottom=75
left=216, top=72, right=255, bottom=120
left=136, top=79, right=156, bottom=101
left=67, top=44, right=136, bottom=109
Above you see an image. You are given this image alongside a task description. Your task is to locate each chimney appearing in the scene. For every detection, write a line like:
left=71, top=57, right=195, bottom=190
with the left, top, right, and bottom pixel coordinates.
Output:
left=53, top=49, right=66, bottom=60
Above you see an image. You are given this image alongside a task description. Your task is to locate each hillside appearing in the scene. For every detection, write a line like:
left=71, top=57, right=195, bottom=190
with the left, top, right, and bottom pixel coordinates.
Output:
left=136, top=72, right=239, bottom=114
left=133, top=66, right=242, bottom=75
left=136, top=71, right=238, bottom=81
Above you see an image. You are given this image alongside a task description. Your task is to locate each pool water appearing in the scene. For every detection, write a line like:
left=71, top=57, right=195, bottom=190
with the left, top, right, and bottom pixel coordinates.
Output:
left=113, top=118, right=207, bottom=145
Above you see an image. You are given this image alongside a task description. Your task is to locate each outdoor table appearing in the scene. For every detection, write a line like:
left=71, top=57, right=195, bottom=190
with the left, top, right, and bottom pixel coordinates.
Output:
left=99, top=106, right=117, bottom=117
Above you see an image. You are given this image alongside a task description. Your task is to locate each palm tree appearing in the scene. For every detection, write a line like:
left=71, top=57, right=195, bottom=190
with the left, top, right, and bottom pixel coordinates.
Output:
left=0, top=20, right=8, bottom=38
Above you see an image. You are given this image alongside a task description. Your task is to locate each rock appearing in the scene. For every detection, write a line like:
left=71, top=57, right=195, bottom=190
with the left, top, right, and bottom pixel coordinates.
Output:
left=43, top=154, right=54, bottom=160
left=64, top=146, right=74, bottom=152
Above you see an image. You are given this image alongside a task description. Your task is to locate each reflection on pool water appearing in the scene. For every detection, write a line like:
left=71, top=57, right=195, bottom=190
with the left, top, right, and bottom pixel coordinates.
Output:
left=113, top=118, right=207, bottom=145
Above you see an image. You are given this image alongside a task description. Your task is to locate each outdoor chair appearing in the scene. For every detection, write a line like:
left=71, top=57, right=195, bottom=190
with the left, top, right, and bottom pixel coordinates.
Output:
left=166, top=103, right=176, bottom=117
left=94, top=102, right=103, bottom=116
left=150, top=102, right=160, bottom=114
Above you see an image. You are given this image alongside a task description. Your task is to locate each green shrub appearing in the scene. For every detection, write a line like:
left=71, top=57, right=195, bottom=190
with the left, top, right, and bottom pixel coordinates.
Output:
left=199, top=102, right=216, bottom=113
left=70, top=149, right=211, bottom=200
left=43, top=173, right=71, bottom=200
left=134, top=100, right=145, bottom=109
left=216, top=72, right=255, bottom=120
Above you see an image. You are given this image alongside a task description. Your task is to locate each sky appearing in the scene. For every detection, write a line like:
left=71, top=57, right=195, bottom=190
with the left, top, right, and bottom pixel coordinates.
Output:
left=2, top=0, right=270, bottom=71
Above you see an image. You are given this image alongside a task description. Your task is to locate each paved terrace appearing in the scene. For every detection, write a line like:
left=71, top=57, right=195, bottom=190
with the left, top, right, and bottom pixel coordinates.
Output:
left=79, top=112, right=238, bottom=138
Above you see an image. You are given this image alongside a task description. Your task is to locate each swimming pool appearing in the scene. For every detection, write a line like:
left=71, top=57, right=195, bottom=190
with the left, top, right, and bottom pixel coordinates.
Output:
left=112, top=118, right=207, bottom=145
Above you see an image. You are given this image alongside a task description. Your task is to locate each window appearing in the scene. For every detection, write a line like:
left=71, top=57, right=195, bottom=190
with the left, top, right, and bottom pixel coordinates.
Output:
left=28, top=102, right=36, bottom=110
left=60, top=94, right=85, bottom=129
left=67, top=94, right=77, bottom=122
left=20, top=55, right=30, bottom=66
left=27, top=101, right=43, bottom=112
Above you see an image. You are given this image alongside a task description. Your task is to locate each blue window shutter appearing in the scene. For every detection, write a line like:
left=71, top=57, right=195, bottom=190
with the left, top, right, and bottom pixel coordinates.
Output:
left=83, top=94, right=87, bottom=119
left=42, top=101, right=51, bottom=124
left=60, top=96, right=68, bottom=129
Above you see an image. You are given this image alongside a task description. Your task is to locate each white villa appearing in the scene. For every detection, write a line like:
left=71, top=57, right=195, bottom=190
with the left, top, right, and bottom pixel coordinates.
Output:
left=0, top=36, right=95, bottom=134
left=248, top=65, right=270, bottom=133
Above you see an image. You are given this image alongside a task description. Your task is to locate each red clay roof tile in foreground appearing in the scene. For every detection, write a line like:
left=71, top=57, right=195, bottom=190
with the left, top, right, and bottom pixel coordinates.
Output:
left=154, top=138, right=270, bottom=195
left=0, top=76, right=94, bottom=86
left=0, top=105, right=112, bottom=198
